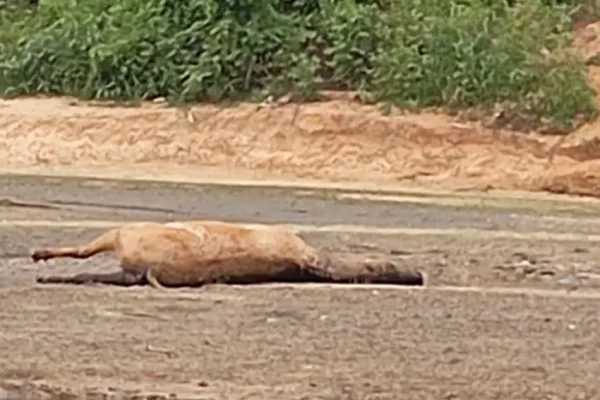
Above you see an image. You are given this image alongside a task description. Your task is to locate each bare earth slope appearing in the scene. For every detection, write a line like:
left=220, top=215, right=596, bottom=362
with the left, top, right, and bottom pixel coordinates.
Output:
left=3, top=95, right=600, bottom=198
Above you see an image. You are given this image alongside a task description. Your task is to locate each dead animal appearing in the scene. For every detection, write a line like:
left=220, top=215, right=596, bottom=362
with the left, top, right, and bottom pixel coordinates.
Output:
left=31, top=220, right=425, bottom=288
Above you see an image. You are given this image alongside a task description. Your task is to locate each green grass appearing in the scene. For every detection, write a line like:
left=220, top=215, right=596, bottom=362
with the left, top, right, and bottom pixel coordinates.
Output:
left=0, top=0, right=596, bottom=131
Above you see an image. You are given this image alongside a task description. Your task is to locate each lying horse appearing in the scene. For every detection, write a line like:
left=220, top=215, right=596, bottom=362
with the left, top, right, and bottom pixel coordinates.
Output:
left=31, top=220, right=425, bottom=288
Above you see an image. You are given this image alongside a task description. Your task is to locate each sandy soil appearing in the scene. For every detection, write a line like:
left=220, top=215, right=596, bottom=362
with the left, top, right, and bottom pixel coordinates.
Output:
left=1, top=178, right=600, bottom=399
left=6, top=94, right=600, bottom=198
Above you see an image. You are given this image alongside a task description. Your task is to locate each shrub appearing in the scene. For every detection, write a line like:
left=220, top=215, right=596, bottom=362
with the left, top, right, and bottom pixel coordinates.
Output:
left=372, top=0, right=596, bottom=129
left=0, top=0, right=595, bottom=130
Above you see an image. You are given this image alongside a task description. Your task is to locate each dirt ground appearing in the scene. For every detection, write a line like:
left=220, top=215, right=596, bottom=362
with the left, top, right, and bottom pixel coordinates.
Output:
left=1, top=283, right=599, bottom=400
left=1, top=178, right=600, bottom=399
left=3, top=19, right=600, bottom=400
left=7, top=93, right=600, bottom=197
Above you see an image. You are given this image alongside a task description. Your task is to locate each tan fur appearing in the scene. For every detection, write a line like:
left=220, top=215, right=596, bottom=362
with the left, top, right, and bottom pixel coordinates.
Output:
left=31, top=220, right=424, bottom=288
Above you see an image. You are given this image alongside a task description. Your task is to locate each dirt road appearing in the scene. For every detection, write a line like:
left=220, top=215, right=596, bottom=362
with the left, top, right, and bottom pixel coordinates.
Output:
left=1, top=176, right=599, bottom=399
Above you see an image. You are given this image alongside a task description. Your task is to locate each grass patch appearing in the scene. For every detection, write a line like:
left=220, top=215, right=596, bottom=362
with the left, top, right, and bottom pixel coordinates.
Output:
left=0, top=0, right=596, bottom=131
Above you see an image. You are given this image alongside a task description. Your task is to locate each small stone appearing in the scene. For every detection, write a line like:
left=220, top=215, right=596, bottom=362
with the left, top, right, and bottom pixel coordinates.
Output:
left=516, top=259, right=533, bottom=269
left=538, top=270, right=555, bottom=277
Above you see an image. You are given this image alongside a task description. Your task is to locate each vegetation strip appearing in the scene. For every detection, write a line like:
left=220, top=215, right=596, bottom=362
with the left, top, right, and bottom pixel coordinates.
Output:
left=0, top=0, right=595, bottom=130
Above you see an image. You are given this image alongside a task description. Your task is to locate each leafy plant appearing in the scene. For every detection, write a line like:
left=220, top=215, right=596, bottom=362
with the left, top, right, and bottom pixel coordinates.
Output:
left=0, top=0, right=595, bottom=131
left=371, top=0, right=596, bottom=129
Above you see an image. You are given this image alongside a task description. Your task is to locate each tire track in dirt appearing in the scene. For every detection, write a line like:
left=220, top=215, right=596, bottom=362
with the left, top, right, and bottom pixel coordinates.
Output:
left=6, top=167, right=600, bottom=204
left=3, top=219, right=600, bottom=242
left=8, top=169, right=600, bottom=217
left=1, top=281, right=596, bottom=299
left=4, top=175, right=600, bottom=235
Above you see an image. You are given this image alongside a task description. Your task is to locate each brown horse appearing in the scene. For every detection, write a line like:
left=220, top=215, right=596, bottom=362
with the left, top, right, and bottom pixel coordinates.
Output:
left=31, top=220, right=425, bottom=288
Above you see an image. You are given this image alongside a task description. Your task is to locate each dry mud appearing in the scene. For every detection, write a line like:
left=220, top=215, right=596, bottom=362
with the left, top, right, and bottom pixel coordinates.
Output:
left=1, top=178, right=600, bottom=399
